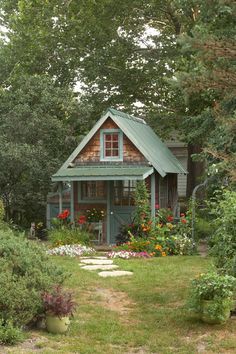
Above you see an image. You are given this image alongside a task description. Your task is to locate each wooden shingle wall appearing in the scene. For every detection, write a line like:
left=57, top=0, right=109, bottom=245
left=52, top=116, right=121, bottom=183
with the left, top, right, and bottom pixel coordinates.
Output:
left=74, top=118, right=147, bottom=164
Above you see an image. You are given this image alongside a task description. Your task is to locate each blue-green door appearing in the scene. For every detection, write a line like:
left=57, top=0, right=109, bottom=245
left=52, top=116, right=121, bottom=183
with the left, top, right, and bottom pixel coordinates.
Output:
left=109, top=181, right=136, bottom=244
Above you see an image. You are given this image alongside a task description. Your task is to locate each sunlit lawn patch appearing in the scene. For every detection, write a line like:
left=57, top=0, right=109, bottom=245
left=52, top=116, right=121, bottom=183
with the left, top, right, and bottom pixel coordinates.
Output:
left=5, top=255, right=236, bottom=354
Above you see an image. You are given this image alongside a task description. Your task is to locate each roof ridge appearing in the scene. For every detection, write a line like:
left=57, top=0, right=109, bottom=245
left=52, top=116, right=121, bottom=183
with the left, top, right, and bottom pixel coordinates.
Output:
left=107, top=108, right=147, bottom=125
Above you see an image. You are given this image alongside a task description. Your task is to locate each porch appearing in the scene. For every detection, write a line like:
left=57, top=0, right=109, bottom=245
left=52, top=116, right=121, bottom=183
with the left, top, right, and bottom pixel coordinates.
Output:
left=49, top=165, right=178, bottom=245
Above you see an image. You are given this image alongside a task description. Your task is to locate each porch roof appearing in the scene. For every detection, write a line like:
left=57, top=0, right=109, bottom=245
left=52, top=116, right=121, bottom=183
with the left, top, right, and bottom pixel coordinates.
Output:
left=52, top=165, right=154, bottom=182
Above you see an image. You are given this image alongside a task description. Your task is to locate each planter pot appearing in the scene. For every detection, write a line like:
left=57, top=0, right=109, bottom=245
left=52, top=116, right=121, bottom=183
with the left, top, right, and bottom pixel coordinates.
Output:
left=201, top=299, right=232, bottom=324
left=45, top=315, right=70, bottom=334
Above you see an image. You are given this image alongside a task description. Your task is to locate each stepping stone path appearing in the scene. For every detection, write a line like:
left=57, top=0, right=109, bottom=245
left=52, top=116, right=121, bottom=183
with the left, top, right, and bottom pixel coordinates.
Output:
left=79, top=256, right=133, bottom=277
left=80, top=259, right=113, bottom=265
left=98, top=270, right=133, bottom=278
left=81, top=264, right=119, bottom=271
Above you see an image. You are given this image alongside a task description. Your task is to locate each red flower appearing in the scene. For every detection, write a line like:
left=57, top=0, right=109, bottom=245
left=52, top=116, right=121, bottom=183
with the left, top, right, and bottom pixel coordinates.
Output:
left=181, top=219, right=187, bottom=224
left=155, top=204, right=160, bottom=209
left=78, top=215, right=86, bottom=225
left=180, top=213, right=185, bottom=217
left=58, top=209, right=70, bottom=220
left=167, top=215, right=174, bottom=222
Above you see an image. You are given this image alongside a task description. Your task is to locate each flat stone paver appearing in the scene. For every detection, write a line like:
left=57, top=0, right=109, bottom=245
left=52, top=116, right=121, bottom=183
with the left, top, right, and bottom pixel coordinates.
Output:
left=80, top=264, right=119, bottom=271
left=80, top=256, right=108, bottom=260
left=98, top=270, right=133, bottom=277
left=80, top=259, right=114, bottom=265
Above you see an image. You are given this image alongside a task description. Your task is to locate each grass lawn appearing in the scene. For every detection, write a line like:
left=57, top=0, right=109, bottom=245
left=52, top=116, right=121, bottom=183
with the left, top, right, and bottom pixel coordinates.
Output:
left=5, top=255, right=236, bottom=354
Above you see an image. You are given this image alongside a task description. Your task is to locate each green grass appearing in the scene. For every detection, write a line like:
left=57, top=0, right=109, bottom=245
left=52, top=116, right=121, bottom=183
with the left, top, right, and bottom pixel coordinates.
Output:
left=5, top=256, right=236, bottom=353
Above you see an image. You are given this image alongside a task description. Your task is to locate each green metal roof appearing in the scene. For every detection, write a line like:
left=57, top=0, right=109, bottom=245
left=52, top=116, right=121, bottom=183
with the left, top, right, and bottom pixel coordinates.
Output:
left=56, top=107, right=187, bottom=179
left=52, top=166, right=154, bottom=182
left=107, top=108, right=186, bottom=176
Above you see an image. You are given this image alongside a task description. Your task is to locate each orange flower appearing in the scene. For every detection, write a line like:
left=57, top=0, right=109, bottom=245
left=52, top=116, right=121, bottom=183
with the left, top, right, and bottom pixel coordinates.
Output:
left=162, top=252, right=167, bottom=257
left=155, top=245, right=162, bottom=250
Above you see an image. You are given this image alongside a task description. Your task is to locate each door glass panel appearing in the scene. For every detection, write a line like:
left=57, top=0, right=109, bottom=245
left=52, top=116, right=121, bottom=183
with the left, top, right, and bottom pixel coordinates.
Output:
left=113, top=181, right=136, bottom=206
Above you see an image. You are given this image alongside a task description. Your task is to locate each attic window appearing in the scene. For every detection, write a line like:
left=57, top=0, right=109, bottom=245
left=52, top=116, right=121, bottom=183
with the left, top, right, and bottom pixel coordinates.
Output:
left=100, top=129, right=123, bottom=161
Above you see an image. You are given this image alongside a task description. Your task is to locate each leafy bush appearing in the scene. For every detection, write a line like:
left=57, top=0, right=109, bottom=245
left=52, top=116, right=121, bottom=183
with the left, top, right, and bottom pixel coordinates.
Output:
left=209, top=189, right=236, bottom=276
left=48, top=227, right=91, bottom=246
left=0, top=320, right=24, bottom=345
left=134, top=181, right=151, bottom=224
left=195, top=217, right=213, bottom=240
left=172, top=235, right=196, bottom=255
left=0, top=227, right=65, bottom=327
left=188, top=272, right=236, bottom=314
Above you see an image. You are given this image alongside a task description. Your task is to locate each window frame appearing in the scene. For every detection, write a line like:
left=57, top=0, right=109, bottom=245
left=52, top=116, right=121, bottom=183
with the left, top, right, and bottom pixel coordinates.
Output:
left=100, top=129, right=123, bottom=161
left=79, top=181, right=107, bottom=203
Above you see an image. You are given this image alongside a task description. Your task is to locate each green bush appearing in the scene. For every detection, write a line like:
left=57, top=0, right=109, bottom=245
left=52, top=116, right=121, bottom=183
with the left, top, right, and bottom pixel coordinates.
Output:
left=0, top=228, right=65, bottom=327
left=0, top=320, right=24, bottom=345
left=209, top=189, right=236, bottom=276
left=195, top=217, right=213, bottom=240
left=48, top=227, right=91, bottom=246
left=188, top=272, right=236, bottom=314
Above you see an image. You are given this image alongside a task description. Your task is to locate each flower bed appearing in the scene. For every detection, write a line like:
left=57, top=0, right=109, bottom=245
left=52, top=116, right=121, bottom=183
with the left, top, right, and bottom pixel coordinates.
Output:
left=47, top=244, right=95, bottom=257
left=107, top=250, right=151, bottom=259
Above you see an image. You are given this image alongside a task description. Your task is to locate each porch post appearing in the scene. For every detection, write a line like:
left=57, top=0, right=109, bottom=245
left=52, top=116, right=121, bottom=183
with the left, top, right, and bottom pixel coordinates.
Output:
left=70, top=181, right=75, bottom=224
left=106, top=181, right=111, bottom=244
left=151, top=172, right=156, bottom=219
left=58, top=182, right=63, bottom=213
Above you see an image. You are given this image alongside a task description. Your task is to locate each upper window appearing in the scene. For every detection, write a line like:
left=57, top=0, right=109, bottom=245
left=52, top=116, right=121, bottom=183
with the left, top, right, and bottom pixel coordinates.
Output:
left=100, top=129, right=123, bottom=161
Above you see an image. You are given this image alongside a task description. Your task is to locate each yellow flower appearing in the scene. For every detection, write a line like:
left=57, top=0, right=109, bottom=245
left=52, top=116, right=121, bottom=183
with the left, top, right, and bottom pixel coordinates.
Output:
left=162, top=252, right=167, bottom=257
left=166, top=222, right=174, bottom=229
left=155, top=245, right=162, bottom=250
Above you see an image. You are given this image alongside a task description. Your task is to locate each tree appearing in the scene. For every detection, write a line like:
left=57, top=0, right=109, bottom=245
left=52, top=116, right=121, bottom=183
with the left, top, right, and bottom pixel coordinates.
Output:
left=0, top=0, right=197, bottom=128
left=0, top=74, right=82, bottom=225
left=176, top=0, right=236, bottom=185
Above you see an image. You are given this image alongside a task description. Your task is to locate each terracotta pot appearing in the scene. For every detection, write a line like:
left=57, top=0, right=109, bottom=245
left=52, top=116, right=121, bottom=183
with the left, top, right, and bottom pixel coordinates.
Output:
left=201, top=299, right=232, bottom=324
left=45, top=315, right=70, bottom=334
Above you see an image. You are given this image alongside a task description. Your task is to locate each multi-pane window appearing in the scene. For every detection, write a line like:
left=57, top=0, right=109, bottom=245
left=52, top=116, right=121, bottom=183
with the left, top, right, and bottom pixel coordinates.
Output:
left=100, top=129, right=123, bottom=161
left=81, top=181, right=106, bottom=200
left=104, top=133, right=119, bottom=157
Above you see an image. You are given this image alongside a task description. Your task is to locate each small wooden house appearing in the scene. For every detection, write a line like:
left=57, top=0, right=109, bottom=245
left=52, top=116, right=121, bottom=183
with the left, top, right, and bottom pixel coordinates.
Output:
left=50, top=108, right=187, bottom=244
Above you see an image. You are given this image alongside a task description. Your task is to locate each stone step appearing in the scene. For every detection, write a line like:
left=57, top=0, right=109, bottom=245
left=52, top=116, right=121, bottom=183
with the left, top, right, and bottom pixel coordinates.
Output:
left=80, top=259, right=113, bottom=265
left=98, top=270, right=133, bottom=278
left=80, top=264, right=119, bottom=271
left=80, top=256, right=108, bottom=260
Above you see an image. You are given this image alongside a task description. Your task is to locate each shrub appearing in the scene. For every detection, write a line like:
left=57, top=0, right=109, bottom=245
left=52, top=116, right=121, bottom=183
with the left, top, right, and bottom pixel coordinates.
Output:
left=195, top=217, right=213, bottom=240
left=48, top=227, right=91, bottom=246
left=209, top=189, right=236, bottom=276
left=0, top=320, right=24, bottom=345
left=134, top=181, right=151, bottom=225
left=188, top=272, right=236, bottom=314
left=172, top=235, right=196, bottom=255
left=0, top=228, right=65, bottom=327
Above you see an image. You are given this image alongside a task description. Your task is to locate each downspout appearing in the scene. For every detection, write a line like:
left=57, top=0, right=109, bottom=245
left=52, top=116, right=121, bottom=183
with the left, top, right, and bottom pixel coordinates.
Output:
left=191, top=179, right=208, bottom=242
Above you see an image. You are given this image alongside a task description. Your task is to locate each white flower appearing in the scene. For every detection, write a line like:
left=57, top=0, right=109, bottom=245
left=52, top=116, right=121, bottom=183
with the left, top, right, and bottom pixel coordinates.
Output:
left=47, top=244, right=96, bottom=257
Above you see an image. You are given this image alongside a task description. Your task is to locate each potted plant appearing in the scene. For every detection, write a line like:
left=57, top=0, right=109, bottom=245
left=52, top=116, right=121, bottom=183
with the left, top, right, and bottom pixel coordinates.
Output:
left=188, top=272, right=236, bottom=324
left=42, top=285, right=77, bottom=334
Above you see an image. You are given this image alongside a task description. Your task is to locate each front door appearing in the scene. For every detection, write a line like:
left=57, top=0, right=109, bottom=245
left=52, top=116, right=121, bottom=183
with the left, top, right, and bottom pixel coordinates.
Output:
left=109, top=181, right=136, bottom=244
